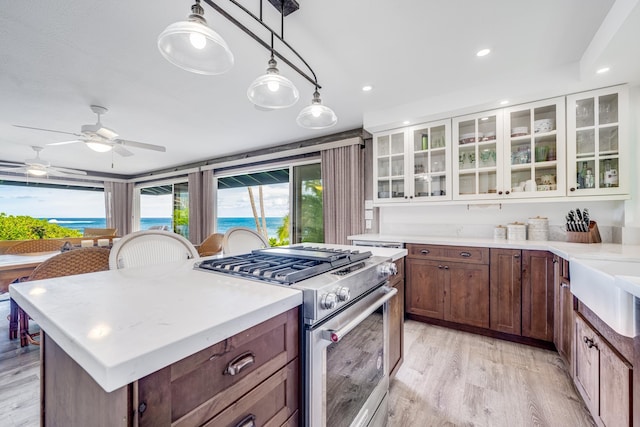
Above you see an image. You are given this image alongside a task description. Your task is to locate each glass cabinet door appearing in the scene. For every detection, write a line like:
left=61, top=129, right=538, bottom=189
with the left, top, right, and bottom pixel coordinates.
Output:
left=503, top=98, right=565, bottom=198
left=410, top=120, right=451, bottom=200
left=567, top=86, right=627, bottom=195
left=374, top=129, right=407, bottom=202
left=453, top=111, right=502, bottom=199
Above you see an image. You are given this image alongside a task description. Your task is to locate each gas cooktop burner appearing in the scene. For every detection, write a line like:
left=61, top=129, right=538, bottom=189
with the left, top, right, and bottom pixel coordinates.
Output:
left=195, top=246, right=372, bottom=284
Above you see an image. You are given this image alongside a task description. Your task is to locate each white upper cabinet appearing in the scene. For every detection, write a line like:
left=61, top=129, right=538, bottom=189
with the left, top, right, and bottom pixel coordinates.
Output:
left=452, top=110, right=504, bottom=200
left=502, top=97, right=566, bottom=199
left=374, top=119, right=451, bottom=204
left=566, top=85, right=628, bottom=196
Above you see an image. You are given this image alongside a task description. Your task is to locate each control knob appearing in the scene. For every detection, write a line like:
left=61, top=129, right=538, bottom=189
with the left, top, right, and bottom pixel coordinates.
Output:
left=377, top=262, right=398, bottom=276
left=336, top=286, right=351, bottom=302
left=321, top=292, right=338, bottom=310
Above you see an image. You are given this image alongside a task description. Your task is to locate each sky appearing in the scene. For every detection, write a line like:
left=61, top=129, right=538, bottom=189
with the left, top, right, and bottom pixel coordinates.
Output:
left=0, top=182, right=290, bottom=218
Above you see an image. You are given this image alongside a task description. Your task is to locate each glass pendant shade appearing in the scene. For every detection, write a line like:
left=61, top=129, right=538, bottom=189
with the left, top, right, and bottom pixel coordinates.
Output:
left=247, top=58, right=299, bottom=109
left=296, top=91, right=338, bottom=129
left=158, top=2, right=234, bottom=75
left=86, top=140, right=113, bottom=153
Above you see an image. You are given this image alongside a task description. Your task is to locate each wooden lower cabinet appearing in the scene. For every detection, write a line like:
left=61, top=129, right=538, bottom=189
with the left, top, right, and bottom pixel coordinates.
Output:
left=42, top=307, right=300, bottom=427
left=389, top=257, right=405, bottom=379
left=574, top=314, right=632, bottom=427
left=489, top=249, right=522, bottom=335
left=406, top=245, right=489, bottom=329
left=553, top=256, right=573, bottom=367
left=521, top=250, right=554, bottom=341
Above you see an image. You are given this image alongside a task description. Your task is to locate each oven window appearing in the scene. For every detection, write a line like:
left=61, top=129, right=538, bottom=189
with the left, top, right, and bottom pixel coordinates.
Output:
left=326, top=307, right=384, bottom=427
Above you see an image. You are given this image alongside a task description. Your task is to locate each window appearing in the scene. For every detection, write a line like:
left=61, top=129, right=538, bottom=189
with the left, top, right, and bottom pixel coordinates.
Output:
left=215, top=161, right=323, bottom=245
left=136, top=179, right=188, bottom=237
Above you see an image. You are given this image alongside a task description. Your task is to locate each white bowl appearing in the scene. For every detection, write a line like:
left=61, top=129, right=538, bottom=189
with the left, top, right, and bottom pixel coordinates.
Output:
left=534, top=119, right=554, bottom=133
left=511, top=126, right=529, bottom=136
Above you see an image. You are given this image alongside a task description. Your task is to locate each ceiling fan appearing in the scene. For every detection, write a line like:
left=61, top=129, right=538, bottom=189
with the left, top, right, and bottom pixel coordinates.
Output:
left=14, top=105, right=166, bottom=157
left=0, top=146, right=87, bottom=177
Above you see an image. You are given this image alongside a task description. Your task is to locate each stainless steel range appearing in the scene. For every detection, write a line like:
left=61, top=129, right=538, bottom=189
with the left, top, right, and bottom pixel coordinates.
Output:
left=195, top=245, right=398, bottom=427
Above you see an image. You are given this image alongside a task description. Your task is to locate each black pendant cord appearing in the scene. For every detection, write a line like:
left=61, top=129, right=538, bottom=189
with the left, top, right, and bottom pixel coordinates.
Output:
left=202, top=0, right=321, bottom=89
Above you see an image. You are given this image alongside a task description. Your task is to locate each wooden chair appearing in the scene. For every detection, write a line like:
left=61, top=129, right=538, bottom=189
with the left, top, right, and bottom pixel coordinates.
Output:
left=5, top=239, right=65, bottom=254
left=109, top=230, right=199, bottom=270
left=197, top=233, right=224, bottom=257
left=10, top=247, right=111, bottom=346
left=83, top=228, right=117, bottom=238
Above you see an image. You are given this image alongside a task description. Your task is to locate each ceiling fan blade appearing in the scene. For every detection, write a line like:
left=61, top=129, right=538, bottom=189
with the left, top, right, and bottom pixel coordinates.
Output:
left=14, top=125, right=82, bottom=137
left=50, top=166, right=87, bottom=176
left=113, top=145, right=134, bottom=157
left=0, top=165, right=26, bottom=173
left=116, top=139, right=166, bottom=152
left=47, top=139, right=83, bottom=146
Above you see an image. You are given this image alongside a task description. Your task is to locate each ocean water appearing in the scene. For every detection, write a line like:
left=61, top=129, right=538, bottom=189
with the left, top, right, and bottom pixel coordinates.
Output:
left=44, top=217, right=286, bottom=239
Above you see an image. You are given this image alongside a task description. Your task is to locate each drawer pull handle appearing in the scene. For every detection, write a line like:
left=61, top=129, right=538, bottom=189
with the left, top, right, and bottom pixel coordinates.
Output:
left=460, top=252, right=471, bottom=258
left=561, top=283, right=569, bottom=289
left=443, top=265, right=449, bottom=270
left=438, top=264, right=444, bottom=269
left=583, top=336, right=598, bottom=349
left=234, top=414, right=256, bottom=427
left=225, top=352, right=255, bottom=376
left=420, top=249, right=430, bottom=255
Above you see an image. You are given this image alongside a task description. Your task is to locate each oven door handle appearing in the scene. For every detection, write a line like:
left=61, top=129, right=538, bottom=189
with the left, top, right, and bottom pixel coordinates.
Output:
left=321, top=286, right=397, bottom=343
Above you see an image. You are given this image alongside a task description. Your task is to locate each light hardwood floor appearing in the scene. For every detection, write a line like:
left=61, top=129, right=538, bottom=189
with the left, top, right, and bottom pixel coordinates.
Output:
left=0, top=300, right=594, bottom=427
left=389, top=320, right=595, bottom=427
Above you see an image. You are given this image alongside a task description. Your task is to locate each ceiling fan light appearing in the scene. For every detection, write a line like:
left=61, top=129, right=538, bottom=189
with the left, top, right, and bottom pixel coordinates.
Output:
left=158, top=1, right=234, bottom=75
left=86, top=140, right=113, bottom=153
left=296, top=91, right=337, bottom=129
left=247, top=58, right=299, bottom=109
left=27, top=166, right=47, bottom=177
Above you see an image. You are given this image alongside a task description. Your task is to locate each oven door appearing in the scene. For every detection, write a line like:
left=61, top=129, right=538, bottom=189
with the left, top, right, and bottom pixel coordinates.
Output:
left=305, top=285, right=397, bottom=427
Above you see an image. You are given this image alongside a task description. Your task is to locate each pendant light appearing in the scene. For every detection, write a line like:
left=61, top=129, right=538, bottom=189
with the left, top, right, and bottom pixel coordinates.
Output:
left=158, top=0, right=234, bottom=75
left=296, top=90, right=337, bottom=129
left=247, top=32, right=299, bottom=109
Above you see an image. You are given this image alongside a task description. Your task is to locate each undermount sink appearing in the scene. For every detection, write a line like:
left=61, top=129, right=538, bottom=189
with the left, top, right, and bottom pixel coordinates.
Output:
left=569, top=258, right=638, bottom=338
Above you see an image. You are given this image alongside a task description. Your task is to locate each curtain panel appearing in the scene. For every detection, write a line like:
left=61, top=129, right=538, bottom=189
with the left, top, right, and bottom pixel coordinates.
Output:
left=321, top=143, right=365, bottom=244
left=188, top=169, right=214, bottom=243
left=103, top=181, right=134, bottom=236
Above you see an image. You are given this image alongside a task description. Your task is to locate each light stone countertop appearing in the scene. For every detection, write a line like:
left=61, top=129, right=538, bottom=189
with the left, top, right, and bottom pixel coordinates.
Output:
left=9, top=258, right=302, bottom=392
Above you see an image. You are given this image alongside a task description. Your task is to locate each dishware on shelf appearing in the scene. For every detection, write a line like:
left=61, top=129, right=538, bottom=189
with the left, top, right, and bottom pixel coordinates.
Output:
left=534, top=146, right=549, bottom=162
left=525, top=180, right=536, bottom=191
left=511, top=127, right=529, bottom=137
left=533, top=119, right=554, bottom=133
left=459, top=132, right=481, bottom=144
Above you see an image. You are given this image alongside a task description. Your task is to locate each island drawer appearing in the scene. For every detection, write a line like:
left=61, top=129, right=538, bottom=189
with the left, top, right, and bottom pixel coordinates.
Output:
left=407, top=244, right=489, bottom=264
left=137, top=307, right=299, bottom=426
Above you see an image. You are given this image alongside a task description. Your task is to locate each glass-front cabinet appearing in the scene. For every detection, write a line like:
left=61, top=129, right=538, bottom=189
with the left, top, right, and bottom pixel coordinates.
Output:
left=503, top=97, right=566, bottom=198
left=409, top=120, right=451, bottom=201
left=452, top=110, right=503, bottom=200
left=567, top=86, right=628, bottom=196
left=374, top=129, right=408, bottom=202
left=374, top=120, right=451, bottom=203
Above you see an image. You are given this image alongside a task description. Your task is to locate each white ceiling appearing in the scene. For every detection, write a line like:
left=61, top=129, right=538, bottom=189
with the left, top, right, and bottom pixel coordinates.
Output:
left=1, top=0, right=638, bottom=177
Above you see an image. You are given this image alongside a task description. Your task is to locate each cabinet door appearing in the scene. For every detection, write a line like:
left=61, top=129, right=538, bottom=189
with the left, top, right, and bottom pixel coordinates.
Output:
left=409, top=120, right=452, bottom=201
left=406, top=258, right=444, bottom=319
left=521, top=250, right=554, bottom=341
left=566, top=85, right=628, bottom=196
left=489, top=249, right=522, bottom=335
left=389, top=258, right=405, bottom=379
left=574, top=315, right=599, bottom=414
left=503, top=97, right=566, bottom=198
left=373, top=129, right=408, bottom=203
left=558, top=277, right=573, bottom=366
left=599, top=337, right=632, bottom=427
left=452, top=110, right=504, bottom=200
left=445, top=262, right=490, bottom=328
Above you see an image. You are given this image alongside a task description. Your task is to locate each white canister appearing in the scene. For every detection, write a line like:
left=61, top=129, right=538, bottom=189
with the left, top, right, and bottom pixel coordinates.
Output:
left=507, top=222, right=527, bottom=241
left=527, top=216, right=549, bottom=241
left=494, top=225, right=507, bottom=240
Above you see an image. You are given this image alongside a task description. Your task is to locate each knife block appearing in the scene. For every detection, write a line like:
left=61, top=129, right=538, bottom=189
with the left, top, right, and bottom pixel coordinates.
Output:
left=566, top=221, right=602, bottom=243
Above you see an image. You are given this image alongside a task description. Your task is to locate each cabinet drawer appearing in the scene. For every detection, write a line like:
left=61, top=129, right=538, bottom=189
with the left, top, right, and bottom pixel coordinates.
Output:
left=202, top=359, right=299, bottom=427
left=407, top=244, right=488, bottom=264
left=138, top=308, right=299, bottom=426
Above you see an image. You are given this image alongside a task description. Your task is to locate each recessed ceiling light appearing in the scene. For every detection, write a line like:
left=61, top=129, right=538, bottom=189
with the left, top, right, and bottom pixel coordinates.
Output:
left=402, top=120, right=410, bottom=125
left=500, top=100, right=509, bottom=105
left=596, top=67, right=610, bottom=74
left=476, top=48, right=491, bottom=57
left=362, top=85, right=373, bottom=92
